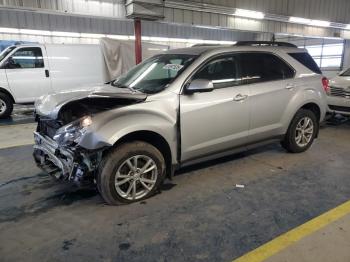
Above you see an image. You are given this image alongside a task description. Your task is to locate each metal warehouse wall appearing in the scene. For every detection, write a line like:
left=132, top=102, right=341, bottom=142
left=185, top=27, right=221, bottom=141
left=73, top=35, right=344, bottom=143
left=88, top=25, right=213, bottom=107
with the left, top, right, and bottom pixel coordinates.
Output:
left=1, top=0, right=350, bottom=38
left=188, top=0, right=350, bottom=24
left=0, top=8, right=258, bottom=41
left=2, top=0, right=350, bottom=25
left=0, top=0, right=126, bottom=18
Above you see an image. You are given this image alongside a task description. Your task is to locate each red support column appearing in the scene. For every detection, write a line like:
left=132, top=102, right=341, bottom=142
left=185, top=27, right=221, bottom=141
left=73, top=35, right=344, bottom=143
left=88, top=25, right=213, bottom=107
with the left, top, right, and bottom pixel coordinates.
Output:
left=134, top=19, right=142, bottom=65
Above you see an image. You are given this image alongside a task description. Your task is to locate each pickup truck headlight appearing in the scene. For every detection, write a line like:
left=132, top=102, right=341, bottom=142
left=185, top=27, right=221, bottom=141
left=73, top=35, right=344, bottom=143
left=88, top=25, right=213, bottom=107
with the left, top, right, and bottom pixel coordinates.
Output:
left=53, top=116, right=92, bottom=146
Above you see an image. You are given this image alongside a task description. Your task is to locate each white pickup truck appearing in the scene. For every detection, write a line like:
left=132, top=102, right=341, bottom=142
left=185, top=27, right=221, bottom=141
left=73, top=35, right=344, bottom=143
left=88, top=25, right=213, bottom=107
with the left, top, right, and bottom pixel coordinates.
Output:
left=0, top=41, right=167, bottom=118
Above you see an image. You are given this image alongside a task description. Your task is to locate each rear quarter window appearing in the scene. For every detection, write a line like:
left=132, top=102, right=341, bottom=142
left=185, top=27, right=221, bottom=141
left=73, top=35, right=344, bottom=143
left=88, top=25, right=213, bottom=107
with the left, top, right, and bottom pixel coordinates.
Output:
left=288, top=52, right=322, bottom=74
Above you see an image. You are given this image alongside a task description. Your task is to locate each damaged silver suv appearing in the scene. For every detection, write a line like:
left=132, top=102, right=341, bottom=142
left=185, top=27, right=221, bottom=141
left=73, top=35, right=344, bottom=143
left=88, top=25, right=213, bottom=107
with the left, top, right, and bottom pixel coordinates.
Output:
left=33, top=42, right=328, bottom=205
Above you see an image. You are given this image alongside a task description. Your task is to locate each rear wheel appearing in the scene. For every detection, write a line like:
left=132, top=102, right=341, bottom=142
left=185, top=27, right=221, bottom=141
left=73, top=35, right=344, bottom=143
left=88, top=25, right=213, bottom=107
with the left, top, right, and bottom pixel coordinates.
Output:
left=0, top=93, right=13, bottom=119
left=97, top=141, right=166, bottom=205
left=281, top=109, right=318, bottom=153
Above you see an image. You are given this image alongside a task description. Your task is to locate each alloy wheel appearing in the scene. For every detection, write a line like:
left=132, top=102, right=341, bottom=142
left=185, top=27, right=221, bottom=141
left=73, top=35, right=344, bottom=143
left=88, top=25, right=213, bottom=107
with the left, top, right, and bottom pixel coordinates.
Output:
left=115, top=155, right=158, bottom=200
left=0, top=98, right=6, bottom=114
left=295, top=116, right=314, bottom=147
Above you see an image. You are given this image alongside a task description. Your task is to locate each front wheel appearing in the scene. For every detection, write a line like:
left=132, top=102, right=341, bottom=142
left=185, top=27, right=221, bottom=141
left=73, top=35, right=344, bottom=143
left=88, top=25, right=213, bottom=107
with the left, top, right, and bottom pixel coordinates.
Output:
left=97, top=141, right=166, bottom=205
left=0, top=93, right=13, bottom=119
left=281, top=109, right=318, bottom=153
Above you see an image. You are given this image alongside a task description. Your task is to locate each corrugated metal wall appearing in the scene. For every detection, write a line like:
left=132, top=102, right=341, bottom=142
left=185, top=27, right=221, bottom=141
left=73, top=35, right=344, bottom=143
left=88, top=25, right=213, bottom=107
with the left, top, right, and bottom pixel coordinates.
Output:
left=0, top=0, right=125, bottom=18
left=2, top=0, right=350, bottom=24
left=186, top=0, right=350, bottom=24
left=0, top=8, right=258, bottom=41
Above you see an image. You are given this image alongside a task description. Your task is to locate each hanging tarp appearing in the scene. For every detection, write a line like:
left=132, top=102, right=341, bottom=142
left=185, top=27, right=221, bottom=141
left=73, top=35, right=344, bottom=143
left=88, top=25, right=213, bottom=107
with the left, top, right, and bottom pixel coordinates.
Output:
left=99, top=38, right=169, bottom=80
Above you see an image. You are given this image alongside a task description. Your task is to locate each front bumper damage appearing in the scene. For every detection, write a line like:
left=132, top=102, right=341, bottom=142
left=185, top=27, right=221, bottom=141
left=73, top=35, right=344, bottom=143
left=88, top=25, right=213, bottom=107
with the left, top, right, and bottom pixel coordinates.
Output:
left=33, top=132, right=102, bottom=185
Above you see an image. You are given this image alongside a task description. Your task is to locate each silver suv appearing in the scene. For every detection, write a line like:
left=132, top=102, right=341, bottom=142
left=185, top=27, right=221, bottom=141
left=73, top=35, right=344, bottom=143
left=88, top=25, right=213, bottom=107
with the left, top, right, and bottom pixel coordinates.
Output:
left=33, top=41, right=328, bottom=205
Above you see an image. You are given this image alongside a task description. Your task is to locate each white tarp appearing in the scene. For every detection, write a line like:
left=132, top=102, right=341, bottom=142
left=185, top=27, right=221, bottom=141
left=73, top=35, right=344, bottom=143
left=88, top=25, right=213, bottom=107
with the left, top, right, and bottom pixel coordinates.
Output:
left=100, top=38, right=169, bottom=81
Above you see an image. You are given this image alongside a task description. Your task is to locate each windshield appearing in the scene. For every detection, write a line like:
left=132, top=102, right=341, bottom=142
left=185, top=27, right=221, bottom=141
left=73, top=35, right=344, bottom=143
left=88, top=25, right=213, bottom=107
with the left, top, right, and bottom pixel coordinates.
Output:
left=112, top=54, right=198, bottom=94
left=0, top=46, right=16, bottom=63
left=340, top=68, right=350, bottom=76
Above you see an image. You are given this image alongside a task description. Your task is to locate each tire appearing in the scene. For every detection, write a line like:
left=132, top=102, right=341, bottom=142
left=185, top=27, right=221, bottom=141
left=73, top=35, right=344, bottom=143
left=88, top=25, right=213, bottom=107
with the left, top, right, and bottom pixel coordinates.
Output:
left=97, top=141, right=166, bottom=205
left=281, top=109, right=318, bottom=153
left=0, top=93, right=13, bottom=119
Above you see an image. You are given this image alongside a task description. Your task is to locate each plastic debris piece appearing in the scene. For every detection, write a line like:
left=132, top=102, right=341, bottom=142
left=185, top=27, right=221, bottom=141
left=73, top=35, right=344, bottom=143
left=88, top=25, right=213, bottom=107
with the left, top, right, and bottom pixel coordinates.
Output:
left=235, top=184, right=245, bottom=188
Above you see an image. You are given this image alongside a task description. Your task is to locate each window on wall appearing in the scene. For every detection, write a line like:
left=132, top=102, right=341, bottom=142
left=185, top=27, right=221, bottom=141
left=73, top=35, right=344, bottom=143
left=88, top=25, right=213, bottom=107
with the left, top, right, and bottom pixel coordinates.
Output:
left=300, top=43, right=344, bottom=70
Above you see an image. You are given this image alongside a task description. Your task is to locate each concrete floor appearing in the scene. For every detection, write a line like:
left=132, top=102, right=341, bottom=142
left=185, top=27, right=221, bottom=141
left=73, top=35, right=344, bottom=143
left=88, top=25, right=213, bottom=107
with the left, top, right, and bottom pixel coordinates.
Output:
left=0, top=118, right=349, bottom=262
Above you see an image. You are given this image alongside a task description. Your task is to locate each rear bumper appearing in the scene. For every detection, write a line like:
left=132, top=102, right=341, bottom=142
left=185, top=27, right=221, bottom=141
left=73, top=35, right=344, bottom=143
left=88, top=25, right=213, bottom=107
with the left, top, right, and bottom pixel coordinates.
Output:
left=33, top=132, right=97, bottom=184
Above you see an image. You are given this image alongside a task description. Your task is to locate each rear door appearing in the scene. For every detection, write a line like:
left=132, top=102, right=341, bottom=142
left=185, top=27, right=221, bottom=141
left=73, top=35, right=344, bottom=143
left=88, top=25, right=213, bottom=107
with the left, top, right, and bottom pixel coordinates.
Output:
left=5, top=46, right=51, bottom=103
left=240, top=52, right=296, bottom=143
left=180, top=53, right=250, bottom=162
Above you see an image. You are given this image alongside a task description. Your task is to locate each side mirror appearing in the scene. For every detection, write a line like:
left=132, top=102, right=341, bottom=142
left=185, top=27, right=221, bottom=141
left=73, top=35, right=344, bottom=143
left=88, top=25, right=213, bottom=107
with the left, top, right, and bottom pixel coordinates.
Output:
left=186, top=79, right=214, bottom=94
left=2, top=57, right=14, bottom=69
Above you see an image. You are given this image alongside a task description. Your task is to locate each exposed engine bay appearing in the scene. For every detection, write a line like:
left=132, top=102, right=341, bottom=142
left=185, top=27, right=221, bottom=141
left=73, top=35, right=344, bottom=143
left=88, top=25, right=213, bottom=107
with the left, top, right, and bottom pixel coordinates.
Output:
left=33, top=89, right=147, bottom=186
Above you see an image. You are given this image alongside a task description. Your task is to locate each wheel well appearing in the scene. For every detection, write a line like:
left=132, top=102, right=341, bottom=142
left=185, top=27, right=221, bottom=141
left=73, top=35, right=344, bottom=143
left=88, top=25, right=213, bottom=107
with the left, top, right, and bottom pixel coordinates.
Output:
left=0, top=87, right=15, bottom=103
left=114, top=131, right=173, bottom=179
left=300, top=103, right=321, bottom=121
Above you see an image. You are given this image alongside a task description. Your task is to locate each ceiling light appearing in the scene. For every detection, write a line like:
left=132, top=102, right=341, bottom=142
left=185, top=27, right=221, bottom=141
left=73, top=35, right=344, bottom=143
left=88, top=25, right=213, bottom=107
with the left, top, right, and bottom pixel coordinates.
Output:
left=52, top=31, right=81, bottom=37
left=107, top=35, right=130, bottom=40
left=346, top=25, right=350, bottom=30
left=234, top=9, right=265, bottom=19
left=0, top=27, right=20, bottom=33
left=20, top=29, right=52, bottom=36
left=80, top=33, right=106, bottom=38
left=309, top=20, right=330, bottom=27
left=289, top=17, right=311, bottom=24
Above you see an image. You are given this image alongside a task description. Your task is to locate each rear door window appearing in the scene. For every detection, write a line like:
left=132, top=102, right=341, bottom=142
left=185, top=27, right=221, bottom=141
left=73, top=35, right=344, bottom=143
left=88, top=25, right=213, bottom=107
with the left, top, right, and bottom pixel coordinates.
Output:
left=240, top=52, right=295, bottom=85
left=288, top=52, right=322, bottom=74
left=193, top=54, right=242, bottom=88
left=7, top=47, right=44, bottom=69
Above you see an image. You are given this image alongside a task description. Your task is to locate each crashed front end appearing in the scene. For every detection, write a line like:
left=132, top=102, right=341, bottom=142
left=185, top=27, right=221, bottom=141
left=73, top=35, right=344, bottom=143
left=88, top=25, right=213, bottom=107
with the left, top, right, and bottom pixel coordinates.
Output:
left=33, top=116, right=104, bottom=185
left=32, top=87, right=147, bottom=185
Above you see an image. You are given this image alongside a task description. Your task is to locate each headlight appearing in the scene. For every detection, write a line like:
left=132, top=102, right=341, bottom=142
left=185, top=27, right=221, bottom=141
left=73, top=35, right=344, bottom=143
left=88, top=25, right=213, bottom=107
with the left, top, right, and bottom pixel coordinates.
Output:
left=53, top=116, right=92, bottom=146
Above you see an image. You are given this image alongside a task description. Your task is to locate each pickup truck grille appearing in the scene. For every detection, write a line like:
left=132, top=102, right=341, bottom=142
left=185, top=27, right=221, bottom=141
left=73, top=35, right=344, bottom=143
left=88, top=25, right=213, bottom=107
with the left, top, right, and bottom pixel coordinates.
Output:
left=37, top=119, right=62, bottom=138
left=329, top=86, right=350, bottom=98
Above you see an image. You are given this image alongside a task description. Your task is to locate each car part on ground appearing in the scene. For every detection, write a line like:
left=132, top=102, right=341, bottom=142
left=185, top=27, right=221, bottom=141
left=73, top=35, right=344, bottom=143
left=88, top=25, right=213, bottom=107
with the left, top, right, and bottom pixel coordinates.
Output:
left=33, top=42, right=328, bottom=205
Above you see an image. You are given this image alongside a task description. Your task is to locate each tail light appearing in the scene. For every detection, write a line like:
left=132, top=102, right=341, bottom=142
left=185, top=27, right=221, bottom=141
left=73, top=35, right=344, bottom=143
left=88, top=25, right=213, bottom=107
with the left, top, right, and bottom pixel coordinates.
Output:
left=322, top=77, right=330, bottom=95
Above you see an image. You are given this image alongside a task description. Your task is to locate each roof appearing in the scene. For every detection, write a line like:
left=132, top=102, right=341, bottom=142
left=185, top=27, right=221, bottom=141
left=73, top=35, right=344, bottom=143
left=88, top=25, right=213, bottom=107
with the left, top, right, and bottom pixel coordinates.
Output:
left=165, top=44, right=304, bottom=56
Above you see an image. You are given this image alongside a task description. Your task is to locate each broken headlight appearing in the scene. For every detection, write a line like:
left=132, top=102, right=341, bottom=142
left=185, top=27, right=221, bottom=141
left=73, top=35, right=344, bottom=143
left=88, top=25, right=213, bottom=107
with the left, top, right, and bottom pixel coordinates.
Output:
left=53, top=116, right=92, bottom=146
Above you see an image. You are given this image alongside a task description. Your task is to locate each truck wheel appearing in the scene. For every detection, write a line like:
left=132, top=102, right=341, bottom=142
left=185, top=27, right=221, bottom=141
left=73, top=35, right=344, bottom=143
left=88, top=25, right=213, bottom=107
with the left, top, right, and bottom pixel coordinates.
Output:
left=0, top=93, right=13, bottom=119
left=97, top=141, right=166, bottom=205
left=281, top=109, right=318, bottom=153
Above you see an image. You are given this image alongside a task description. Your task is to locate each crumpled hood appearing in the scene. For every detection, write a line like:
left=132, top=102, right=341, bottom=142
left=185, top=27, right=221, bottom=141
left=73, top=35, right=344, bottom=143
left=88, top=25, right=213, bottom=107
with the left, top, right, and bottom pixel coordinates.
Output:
left=35, top=84, right=147, bottom=120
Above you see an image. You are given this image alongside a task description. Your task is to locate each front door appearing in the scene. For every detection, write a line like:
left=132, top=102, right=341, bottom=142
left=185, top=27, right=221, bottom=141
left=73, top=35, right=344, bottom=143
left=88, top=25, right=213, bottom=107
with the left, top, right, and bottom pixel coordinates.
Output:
left=5, top=47, right=50, bottom=103
left=180, top=54, right=250, bottom=162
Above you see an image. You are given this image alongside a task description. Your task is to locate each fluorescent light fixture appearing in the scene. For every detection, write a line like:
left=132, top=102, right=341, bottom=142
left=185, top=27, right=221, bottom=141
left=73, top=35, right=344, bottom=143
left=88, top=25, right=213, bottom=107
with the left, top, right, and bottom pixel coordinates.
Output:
left=187, top=39, right=205, bottom=44
left=107, top=34, right=130, bottom=40
left=289, top=17, right=311, bottom=24
left=0, top=27, right=20, bottom=33
left=52, top=31, right=81, bottom=37
left=20, top=29, right=52, bottom=36
left=219, top=40, right=237, bottom=45
left=309, top=20, right=330, bottom=27
left=234, top=8, right=265, bottom=19
left=80, top=33, right=106, bottom=38
left=149, top=37, right=170, bottom=42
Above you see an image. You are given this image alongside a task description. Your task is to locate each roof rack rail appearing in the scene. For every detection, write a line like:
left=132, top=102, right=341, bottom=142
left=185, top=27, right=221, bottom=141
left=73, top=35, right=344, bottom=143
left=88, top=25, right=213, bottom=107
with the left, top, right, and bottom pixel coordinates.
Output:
left=234, top=41, right=297, bottom=47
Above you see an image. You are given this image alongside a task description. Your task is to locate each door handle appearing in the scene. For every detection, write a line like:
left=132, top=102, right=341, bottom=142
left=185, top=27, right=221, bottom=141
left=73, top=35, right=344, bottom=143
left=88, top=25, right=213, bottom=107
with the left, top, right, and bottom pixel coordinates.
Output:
left=233, top=93, right=248, bottom=102
left=45, top=69, right=50, bottom=78
left=286, top=83, right=295, bottom=90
